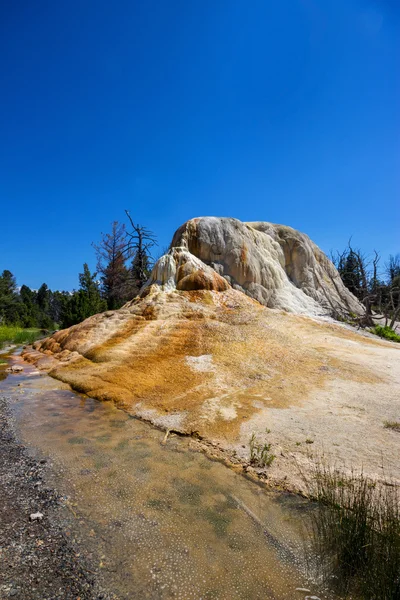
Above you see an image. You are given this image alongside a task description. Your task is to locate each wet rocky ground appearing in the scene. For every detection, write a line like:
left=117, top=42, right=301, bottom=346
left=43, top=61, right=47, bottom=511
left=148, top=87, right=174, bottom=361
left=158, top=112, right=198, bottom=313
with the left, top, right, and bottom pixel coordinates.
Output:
left=0, top=394, right=115, bottom=600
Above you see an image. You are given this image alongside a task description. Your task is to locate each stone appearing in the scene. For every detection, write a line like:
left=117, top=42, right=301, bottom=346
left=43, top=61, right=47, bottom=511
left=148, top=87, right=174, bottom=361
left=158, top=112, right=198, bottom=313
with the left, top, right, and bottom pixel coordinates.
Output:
left=5, top=365, right=23, bottom=373
left=142, top=246, right=229, bottom=295
left=29, top=512, right=44, bottom=522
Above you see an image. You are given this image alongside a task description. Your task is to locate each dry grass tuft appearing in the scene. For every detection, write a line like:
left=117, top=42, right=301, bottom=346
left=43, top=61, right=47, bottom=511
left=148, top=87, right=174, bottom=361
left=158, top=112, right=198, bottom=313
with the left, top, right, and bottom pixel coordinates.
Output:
left=304, top=461, right=400, bottom=598
left=384, top=420, right=400, bottom=432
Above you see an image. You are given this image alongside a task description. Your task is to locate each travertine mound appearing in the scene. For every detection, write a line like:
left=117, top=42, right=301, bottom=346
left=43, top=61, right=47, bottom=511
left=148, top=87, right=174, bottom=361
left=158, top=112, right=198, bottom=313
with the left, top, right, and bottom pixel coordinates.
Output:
left=164, top=217, right=363, bottom=317
left=25, top=286, right=378, bottom=435
left=23, top=217, right=399, bottom=490
left=25, top=216, right=367, bottom=416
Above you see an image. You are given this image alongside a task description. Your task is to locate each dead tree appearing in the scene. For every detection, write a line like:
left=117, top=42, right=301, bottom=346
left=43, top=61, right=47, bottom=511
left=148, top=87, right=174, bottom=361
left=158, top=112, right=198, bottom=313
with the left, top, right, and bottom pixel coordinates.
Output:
left=332, top=241, right=373, bottom=326
left=382, top=254, right=400, bottom=329
left=358, top=249, right=380, bottom=328
left=92, top=221, right=130, bottom=308
left=333, top=243, right=400, bottom=331
left=124, top=210, right=158, bottom=291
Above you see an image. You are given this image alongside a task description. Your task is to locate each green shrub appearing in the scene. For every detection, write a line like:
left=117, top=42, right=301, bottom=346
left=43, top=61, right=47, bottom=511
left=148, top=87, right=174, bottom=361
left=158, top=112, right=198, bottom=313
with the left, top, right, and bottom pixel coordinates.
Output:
left=249, top=432, right=275, bottom=467
left=371, top=325, right=400, bottom=343
left=0, top=326, right=43, bottom=349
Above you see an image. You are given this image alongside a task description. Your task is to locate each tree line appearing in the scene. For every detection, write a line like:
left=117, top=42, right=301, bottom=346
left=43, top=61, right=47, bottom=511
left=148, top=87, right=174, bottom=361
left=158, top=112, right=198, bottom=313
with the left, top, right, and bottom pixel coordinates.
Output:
left=0, top=212, right=157, bottom=330
left=332, top=243, right=400, bottom=330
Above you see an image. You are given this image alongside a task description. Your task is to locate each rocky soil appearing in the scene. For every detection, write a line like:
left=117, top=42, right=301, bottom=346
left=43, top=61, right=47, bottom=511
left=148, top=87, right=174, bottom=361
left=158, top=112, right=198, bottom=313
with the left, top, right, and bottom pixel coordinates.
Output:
left=0, top=395, right=114, bottom=600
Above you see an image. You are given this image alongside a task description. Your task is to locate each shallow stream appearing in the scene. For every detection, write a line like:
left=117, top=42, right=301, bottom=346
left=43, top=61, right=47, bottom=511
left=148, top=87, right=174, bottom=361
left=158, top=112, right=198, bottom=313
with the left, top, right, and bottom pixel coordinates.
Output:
left=0, top=353, right=328, bottom=599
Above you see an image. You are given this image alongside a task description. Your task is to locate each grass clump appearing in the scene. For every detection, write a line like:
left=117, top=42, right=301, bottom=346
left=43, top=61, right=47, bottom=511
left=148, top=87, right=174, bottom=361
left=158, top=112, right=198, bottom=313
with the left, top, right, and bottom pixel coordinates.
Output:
left=372, top=325, right=400, bottom=343
left=384, top=420, right=400, bottom=433
left=306, top=462, right=400, bottom=599
left=0, top=326, right=44, bottom=348
left=249, top=432, right=275, bottom=467
left=67, top=436, right=87, bottom=445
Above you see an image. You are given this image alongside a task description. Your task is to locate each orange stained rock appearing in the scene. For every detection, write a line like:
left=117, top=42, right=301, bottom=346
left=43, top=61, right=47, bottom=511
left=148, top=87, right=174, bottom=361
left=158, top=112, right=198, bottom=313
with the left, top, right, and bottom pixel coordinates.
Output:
left=25, top=288, right=383, bottom=440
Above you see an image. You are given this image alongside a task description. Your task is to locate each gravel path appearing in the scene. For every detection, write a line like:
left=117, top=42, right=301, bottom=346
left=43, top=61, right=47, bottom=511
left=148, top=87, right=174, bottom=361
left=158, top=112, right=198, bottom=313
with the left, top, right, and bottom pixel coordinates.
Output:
left=0, top=395, right=114, bottom=600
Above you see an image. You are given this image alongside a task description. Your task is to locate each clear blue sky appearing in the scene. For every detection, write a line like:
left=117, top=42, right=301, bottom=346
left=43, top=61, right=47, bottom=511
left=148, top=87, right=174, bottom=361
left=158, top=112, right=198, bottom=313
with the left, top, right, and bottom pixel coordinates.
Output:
left=1, top=0, right=399, bottom=290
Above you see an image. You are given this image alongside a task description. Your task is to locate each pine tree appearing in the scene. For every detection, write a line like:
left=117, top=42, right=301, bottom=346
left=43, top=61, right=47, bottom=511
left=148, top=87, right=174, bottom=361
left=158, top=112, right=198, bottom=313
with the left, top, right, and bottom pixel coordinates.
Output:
left=0, top=270, right=23, bottom=324
left=93, top=221, right=130, bottom=309
left=19, top=284, right=39, bottom=327
left=49, top=290, right=69, bottom=326
left=77, top=263, right=106, bottom=320
left=337, top=250, right=363, bottom=299
left=60, top=265, right=105, bottom=328
left=35, top=283, right=55, bottom=328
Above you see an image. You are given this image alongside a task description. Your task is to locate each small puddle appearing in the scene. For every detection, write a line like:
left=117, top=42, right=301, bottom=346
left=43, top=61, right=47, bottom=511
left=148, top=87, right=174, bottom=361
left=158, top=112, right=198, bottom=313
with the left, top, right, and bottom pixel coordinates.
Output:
left=1, top=354, right=328, bottom=599
left=0, top=347, right=14, bottom=381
